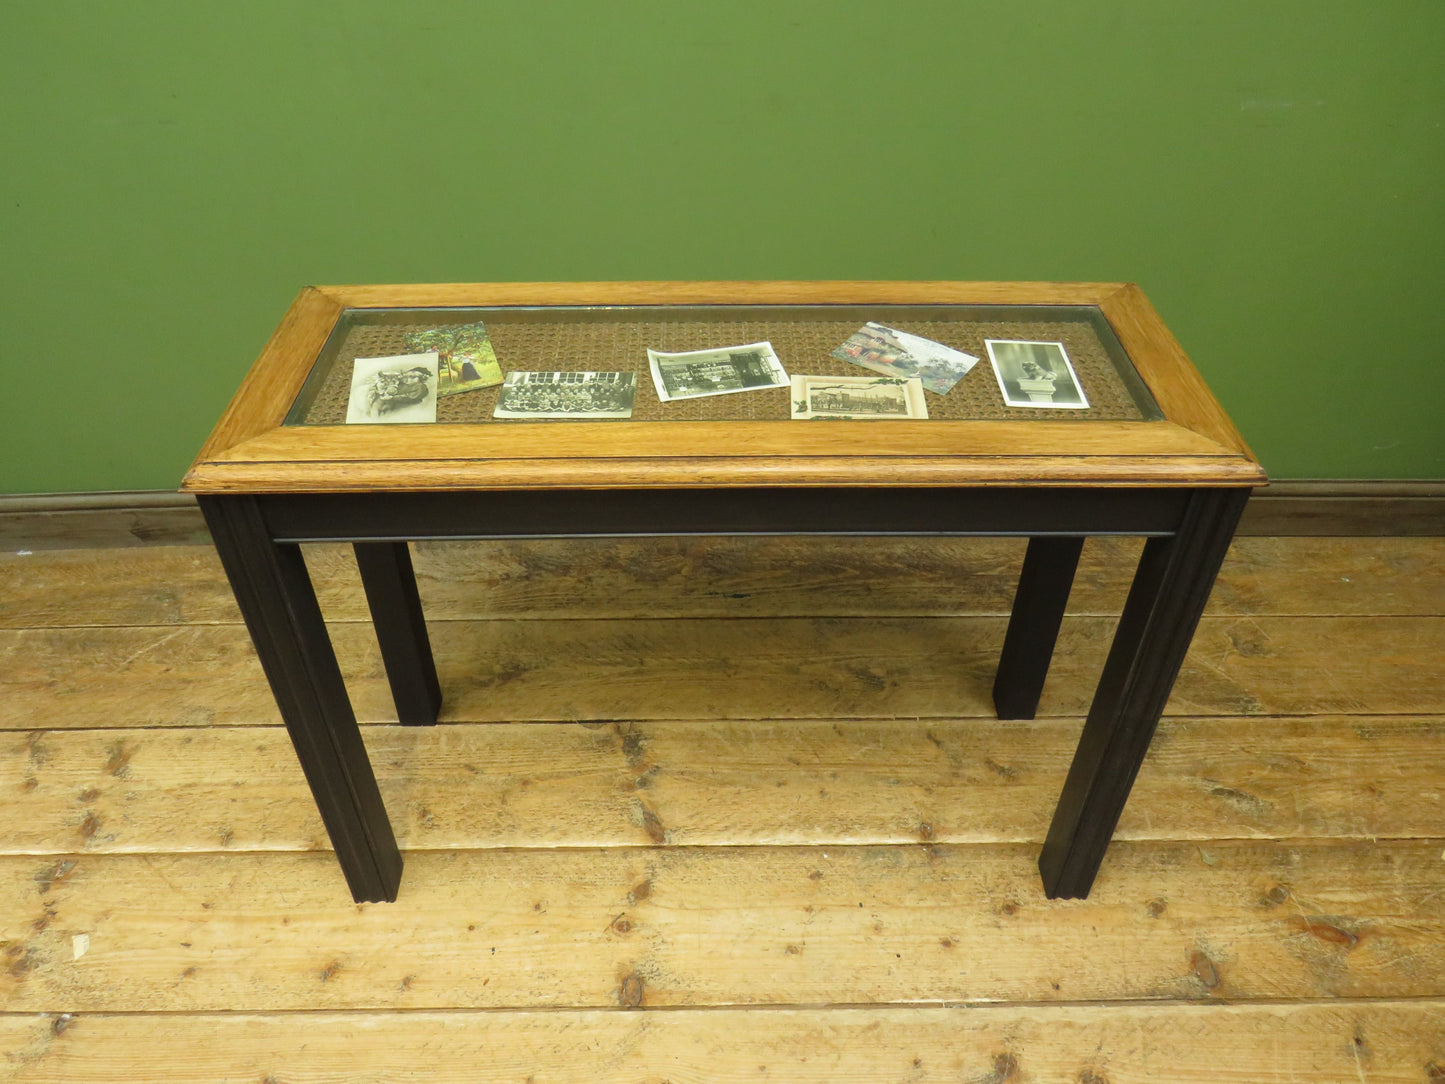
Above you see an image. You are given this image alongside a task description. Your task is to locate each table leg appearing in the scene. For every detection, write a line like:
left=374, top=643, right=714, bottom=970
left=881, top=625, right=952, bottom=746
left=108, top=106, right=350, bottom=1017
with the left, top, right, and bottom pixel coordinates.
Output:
left=993, top=536, right=1084, bottom=720
left=199, top=496, right=403, bottom=903
left=354, top=542, right=442, bottom=726
left=1039, top=489, right=1248, bottom=899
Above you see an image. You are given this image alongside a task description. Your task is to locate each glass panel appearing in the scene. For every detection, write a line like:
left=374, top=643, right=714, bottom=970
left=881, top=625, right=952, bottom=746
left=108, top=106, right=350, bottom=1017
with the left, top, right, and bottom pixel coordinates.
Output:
left=284, top=303, right=1162, bottom=425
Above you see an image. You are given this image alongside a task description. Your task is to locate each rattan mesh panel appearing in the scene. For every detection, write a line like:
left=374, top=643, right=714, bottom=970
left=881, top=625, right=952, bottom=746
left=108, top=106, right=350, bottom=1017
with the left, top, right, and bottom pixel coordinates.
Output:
left=296, top=316, right=1144, bottom=424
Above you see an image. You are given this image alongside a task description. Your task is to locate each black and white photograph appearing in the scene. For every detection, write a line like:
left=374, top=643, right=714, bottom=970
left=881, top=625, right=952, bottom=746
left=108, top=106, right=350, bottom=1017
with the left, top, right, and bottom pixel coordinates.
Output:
left=833, top=322, right=978, bottom=394
left=790, top=374, right=928, bottom=420
left=647, top=341, right=788, bottom=402
left=984, top=339, right=1089, bottom=409
left=345, top=352, right=439, bottom=424
left=492, top=371, right=636, bottom=419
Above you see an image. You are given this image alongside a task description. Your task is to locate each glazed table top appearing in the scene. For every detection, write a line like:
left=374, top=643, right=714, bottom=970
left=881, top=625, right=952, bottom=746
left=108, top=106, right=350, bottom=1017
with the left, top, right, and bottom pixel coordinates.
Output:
left=182, top=282, right=1266, bottom=495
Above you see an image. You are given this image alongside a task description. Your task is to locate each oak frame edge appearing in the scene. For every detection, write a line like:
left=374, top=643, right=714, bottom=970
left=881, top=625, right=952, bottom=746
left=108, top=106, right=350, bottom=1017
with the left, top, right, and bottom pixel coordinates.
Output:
left=185, top=287, right=347, bottom=483
left=180, top=457, right=1266, bottom=494
left=1098, top=284, right=1258, bottom=462
left=313, top=280, right=1133, bottom=310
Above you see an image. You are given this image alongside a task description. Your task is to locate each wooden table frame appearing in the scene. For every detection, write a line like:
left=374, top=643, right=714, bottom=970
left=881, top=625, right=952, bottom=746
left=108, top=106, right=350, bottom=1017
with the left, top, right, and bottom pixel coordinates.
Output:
left=183, top=281, right=1266, bottom=904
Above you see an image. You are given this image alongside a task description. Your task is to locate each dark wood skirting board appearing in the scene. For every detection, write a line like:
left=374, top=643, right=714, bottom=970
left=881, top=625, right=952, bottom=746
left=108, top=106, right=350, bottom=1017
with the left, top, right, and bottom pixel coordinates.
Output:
left=0, top=492, right=213, bottom=549
left=2, top=481, right=1442, bottom=548
left=1235, top=481, right=1445, bottom=536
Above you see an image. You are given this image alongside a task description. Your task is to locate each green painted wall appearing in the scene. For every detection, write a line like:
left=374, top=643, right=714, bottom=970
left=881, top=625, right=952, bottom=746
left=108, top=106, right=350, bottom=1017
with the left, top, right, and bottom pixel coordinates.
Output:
left=2, top=1, right=1441, bottom=493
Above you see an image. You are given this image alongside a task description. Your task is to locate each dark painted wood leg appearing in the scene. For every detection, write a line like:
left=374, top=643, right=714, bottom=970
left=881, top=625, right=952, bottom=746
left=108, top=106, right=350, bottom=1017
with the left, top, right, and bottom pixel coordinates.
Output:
left=354, top=542, right=442, bottom=726
left=1039, top=489, right=1249, bottom=899
left=993, top=536, right=1085, bottom=720
left=199, top=496, right=402, bottom=903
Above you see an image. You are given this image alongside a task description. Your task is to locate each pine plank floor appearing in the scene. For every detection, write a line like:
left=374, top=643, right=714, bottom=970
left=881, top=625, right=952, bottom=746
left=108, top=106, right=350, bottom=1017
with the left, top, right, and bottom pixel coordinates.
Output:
left=2, top=535, right=1443, bottom=1081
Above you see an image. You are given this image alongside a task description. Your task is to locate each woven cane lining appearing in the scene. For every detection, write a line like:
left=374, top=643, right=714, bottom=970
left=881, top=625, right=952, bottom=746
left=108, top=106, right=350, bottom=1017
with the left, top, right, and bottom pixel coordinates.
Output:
left=294, top=311, right=1149, bottom=425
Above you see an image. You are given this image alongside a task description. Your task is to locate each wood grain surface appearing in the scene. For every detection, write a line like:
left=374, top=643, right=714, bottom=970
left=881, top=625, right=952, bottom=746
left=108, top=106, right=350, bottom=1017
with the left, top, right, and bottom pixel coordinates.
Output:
left=192, top=287, right=343, bottom=463
left=5, top=536, right=1443, bottom=629
left=320, top=279, right=1134, bottom=309
left=1098, top=285, right=1257, bottom=459
left=2, top=716, right=1441, bottom=854
left=0, top=532, right=1440, bottom=1080
left=186, top=430, right=1261, bottom=492
left=4, top=614, right=1442, bottom=728
left=3, top=839, right=1442, bottom=1011
left=4, top=1002, right=1441, bottom=1084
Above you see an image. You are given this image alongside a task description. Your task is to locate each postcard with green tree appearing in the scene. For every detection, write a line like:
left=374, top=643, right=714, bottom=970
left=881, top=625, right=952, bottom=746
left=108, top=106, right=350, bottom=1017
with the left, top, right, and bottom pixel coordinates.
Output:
left=404, top=322, right=504, bottom=396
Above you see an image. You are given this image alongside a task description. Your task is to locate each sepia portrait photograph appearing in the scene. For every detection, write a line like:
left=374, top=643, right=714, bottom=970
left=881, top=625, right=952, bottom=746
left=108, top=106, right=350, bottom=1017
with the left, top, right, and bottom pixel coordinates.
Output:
left=984, top=339, right=1089, bottom=409
left=345, top=352, right=439, bottom=424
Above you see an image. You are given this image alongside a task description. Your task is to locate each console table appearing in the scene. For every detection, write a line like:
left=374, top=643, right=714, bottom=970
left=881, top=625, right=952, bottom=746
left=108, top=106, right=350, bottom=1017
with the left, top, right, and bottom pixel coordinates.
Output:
left=182, top=281, right=1266, bottom=903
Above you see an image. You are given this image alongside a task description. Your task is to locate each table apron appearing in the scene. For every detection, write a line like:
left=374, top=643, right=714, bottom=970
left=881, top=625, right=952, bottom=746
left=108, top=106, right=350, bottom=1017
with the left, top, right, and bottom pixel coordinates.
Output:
left=259, top=487, right=1197, bottom=543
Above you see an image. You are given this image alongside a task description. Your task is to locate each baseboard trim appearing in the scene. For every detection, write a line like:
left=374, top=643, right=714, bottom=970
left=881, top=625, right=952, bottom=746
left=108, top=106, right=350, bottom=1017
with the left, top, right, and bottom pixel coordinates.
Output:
left=1234, top=480, right=1445, bottom=536
left=0, top=491, right=209, bottom=549
left=2, top=482, right=1443, bottom=549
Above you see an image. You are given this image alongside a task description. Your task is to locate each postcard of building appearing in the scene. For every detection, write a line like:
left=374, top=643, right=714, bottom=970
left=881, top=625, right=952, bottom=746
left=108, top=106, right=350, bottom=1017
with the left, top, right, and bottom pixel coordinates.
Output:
left=984, top=339, right=1089, bottom=409
left=404, top=322, right=504, bottom=396
left=832, top=322, right=978, bottom=394
left=345, top=352, right=439, bottom=424
left=647, top=341, right=788, bottom=402
left=790, top=375, right=928, bottom=420
left=492, top=371, right=636, bottom=419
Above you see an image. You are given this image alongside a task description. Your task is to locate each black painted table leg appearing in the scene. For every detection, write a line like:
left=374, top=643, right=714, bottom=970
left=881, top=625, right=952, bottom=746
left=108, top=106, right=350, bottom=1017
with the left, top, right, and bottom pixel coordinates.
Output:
left=993, top=536, right=1085, bottom=720
left=199, top=496, right=403, bottom=903
left=354, top=542, right=442, bottom=726
left=1039, top=489, right=1249, bottom=899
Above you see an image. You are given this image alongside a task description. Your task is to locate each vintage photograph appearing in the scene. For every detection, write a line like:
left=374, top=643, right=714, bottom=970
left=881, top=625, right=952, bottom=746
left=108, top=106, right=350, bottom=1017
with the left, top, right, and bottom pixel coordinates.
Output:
left=985, top=339, right=1089, bottom=409
left=833, top=322, right=978, bottom=394
left=492, top=371, right=636, bottom=419
left=647, top=341, right=788, bottom=401
left=404, top=322, right=504, bottom=396
left=790, top=375, right=928, bottom=420
left=345, top=352, right=439, bottom=424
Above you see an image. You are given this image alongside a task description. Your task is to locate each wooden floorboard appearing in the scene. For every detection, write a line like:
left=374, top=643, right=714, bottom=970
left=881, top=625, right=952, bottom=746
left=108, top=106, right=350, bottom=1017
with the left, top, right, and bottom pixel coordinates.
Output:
left=3, top=1002, right=1444, bottom=1083
left=4, top=840, right=1444, bottom=1011
left=4, top=613, right=1444, bottom=727
left=0, top=534, right=1442, bottom=1079
left=3, top=536, right=1444, bottom=629
left=2, top=716, right=1443, bottom=854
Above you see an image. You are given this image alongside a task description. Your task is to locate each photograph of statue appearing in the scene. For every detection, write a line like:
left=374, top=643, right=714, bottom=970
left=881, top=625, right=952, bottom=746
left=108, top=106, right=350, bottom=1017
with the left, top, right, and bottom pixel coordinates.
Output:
left=984, top=339, right=1088, bottom=409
